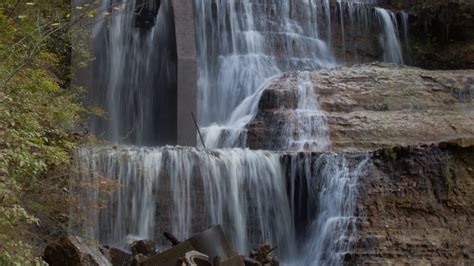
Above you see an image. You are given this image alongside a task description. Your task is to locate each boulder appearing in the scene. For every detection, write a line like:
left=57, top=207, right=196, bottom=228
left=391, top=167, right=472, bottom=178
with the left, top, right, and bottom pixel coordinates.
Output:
left=247, top=63, right=474, bottom=151
left=43, top=234, right=111, bottom=266
left=107, top=247, right=133, bottom=266
left=130, top=239, right=157, bottom=256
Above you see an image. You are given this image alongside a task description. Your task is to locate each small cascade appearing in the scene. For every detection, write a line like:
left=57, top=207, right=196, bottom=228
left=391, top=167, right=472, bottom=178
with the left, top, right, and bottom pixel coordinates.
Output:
left=336, top=1, right=406, bottom=64
left=375, top=8, right=404, bottom=64
left=282, top=152, right=369, bottom=265
left=282, top=72, right=331, bottom=151
left=201, top=75, right=281, bottom=149
left=197, top=0, right=408, bottom=150
left=301, top=154, right=369, bottom=265
left=90, top=0, right=177, bottom=145
left=75, top=1, right=415, bottom=265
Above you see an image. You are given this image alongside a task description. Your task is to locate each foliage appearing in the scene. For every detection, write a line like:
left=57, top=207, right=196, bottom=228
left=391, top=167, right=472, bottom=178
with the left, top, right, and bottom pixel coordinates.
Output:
left=0, top=0, right=99, bottom=264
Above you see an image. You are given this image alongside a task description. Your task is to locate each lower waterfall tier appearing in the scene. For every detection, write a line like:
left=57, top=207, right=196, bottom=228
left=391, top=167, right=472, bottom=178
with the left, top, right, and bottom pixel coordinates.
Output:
left=71, top=140, right=474, bottom=265
left=72, top=146, right=369, bottom=264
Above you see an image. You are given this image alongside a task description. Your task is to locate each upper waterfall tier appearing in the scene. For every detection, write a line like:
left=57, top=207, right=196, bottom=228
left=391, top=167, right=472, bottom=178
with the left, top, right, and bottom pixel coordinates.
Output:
left=195, top=0, right=337, bottom=127
left=197, top=0, right=409, bottom=150
left=87, top=0, right=409, bottom=146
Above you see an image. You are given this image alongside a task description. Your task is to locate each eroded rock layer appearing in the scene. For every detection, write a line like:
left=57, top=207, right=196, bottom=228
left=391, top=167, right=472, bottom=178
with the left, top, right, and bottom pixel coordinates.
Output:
left=351, top=141, right=474, bottom=265
left=248, top=64, right=474, bottom=151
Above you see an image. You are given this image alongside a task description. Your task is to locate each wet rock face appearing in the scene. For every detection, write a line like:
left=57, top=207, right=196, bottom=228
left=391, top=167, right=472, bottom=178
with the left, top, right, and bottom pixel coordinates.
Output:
left=247, top=64, right=474, bottom=151
left=350, top=142, right=474, bottom=265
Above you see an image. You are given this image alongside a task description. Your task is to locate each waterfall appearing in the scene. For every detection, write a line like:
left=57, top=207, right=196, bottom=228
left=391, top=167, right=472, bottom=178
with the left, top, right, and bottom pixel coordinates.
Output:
left=90, top=0, right=177, bottom=145
left=283, top=152, right=369, bottom=265
left=400, top=11, right=412, bottom=63
left=282, top=72, right=331, bottom=151
left=195, top=0, right=337, bottom=148
left=73, top=146, right=297, bottom=258
left=74, top=0, right=413, bottom=264
left=201, top=75, right=281, bottom=149
left=337, top=2, right=405, bottom=64
left=73, top=146, right=369, bottom=264
left=375, top=8, right=404, bottom=64
left=301, top=154, right=369, bottom=265
left=197, top=1, right=407, bottom=149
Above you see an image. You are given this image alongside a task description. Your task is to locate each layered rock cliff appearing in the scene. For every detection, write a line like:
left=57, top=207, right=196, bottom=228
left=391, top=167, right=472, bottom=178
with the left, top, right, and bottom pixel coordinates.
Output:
left=245, top=64, right=474, bottom=264
left=351, top=141, right=474, bottom=265
left=248, top=64, right=474, bottom=151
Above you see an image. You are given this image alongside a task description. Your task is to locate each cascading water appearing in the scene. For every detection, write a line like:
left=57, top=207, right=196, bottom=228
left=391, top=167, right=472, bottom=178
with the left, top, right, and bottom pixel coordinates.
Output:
left=400, top=11, right=411, bottom=63
left=282, top=72, right=331, bottom=151
left=90, top=0, right=177, bottom=145
left=375, top=7, right=404, bottom=64
left=335, top=1, right=406, bottom=65
left=283, top=152, right=369, bottom=265
left=195, top=0, right=337, bottom=126
left=74, top=0, right=412, bottom=264
left=197, top=0, right=408, bottom=149
left=73, top=146, right=297, bottom=258
left=73, top=146, right=370, bottom=264
left=195, top=0, right=337, bottom=148
left=301, top=154, right=369, bottom=265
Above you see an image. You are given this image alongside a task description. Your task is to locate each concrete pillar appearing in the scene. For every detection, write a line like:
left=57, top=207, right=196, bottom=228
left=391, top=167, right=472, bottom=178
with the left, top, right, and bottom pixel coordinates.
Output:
left=172, top=0, right=197, bottom=147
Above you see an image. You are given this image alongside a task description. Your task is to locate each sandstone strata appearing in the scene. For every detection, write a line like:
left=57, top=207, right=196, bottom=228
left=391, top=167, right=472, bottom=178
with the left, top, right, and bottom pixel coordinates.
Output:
left=247, top=63, right=474, bottom=151
left=351, top=141, right=474, bottom=265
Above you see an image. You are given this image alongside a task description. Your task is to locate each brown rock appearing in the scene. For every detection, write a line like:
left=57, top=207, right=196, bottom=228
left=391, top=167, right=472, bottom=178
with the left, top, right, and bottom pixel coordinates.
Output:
left=43, top=234, right=111, bottom=266
left=131, top=239, right=156, bottom=256
left=349, top=143, right=474, bottom=265
left=107, top=247, right=133, bottom=266
left=247, top=64, right=474, bottom=152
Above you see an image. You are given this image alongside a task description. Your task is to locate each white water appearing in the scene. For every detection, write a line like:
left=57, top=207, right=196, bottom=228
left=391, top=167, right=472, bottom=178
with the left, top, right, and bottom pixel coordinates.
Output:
left=73, top=146, right=369, bottom=264
left=90, top=0, right=176, bottom=145
left=77, top=0, right=410, bottom=264
left=301, top=154, right=369, bottom=265
left=336, top=2, right=406, bottom=65
left=73, top=146, right=296, bottom=258
left=375, top=7, right=404, bottom=64
left=282, top=72, right=331, bottom=151
left=201, top=75, right=283, bottom=148
left=197, top=1, right=407, bottom=150
left=195, top=0, right=337, bottom=148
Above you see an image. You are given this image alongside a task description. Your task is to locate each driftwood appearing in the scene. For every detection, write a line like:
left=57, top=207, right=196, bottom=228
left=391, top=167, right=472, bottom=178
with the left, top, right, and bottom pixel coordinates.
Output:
left=178, top=250, right=211, bottom=266
left=164, top=231, right=181, bottom=246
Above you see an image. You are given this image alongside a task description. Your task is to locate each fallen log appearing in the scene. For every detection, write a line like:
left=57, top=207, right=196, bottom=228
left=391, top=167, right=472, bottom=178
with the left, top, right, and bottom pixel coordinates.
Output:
left=164, top=231, right=181, bottom=246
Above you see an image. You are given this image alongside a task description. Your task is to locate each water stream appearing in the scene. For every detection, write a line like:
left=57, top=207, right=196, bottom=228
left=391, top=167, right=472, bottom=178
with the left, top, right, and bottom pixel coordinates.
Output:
left=73, top=146, right=369, bottom=264
left=75, top=0, right=409, bottom=264
left=90, top=0, right=177, bottom=146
